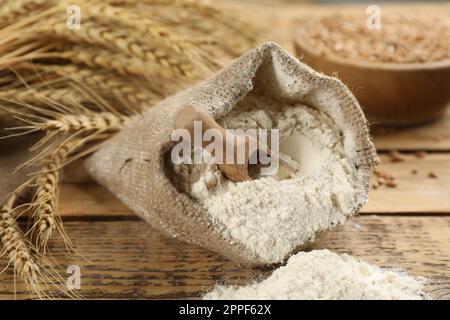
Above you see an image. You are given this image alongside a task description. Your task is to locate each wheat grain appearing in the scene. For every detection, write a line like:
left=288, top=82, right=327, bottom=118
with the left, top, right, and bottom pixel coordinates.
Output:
left=302, top=12, right=450, bottom=63
left=428, top=172, right=438, bottom=179
left=28, top=112, right=126, bottom=252
left=415, top=151, right=427, bottom=158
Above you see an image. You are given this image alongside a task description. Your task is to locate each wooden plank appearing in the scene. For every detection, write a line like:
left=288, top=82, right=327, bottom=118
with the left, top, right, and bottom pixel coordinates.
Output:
left=0, top=216, right=448, bottom=299
left=362, top=154, right=450, bottom=214
left=372, top=108, right=450, bottom=151
left=58, top=183, right=131, bottom=217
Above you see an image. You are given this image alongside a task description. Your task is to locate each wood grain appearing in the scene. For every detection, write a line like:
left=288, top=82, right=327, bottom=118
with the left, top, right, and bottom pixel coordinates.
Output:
left=59, top=183, right=131, bottom=217
left=372, top=109, right=450, bottom=151
left=248, top=3, right=450, bottom=54
left=1, top=216, right=448, bottom=299
left=362, top=154, right=450, bottom=214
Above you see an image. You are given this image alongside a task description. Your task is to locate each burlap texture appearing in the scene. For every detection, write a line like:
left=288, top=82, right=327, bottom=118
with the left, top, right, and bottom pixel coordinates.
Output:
left=86, top=43, right=379, bottom=266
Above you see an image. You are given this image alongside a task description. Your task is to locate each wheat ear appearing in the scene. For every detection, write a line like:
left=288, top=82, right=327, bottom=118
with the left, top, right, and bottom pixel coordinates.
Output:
left=0, top=191, right=40, bottom=289
left=30, top=144, right=67, bottom=253
left=40, top=21, right=197, bottom=79
left=46, top=65, right=159, bottom=109
left=40, top=113, right=126, bottom=134
left=81, top=2, right=218, bottom=70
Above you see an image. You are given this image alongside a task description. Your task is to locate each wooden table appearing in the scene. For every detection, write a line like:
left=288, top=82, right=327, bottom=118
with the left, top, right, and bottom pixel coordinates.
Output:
left=1, top=3, right=449, bottom=299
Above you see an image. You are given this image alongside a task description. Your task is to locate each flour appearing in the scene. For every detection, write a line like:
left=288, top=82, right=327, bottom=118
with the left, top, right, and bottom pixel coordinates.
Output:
left=172, top=104, right=364, bottom=263
left=203, top=250, right=428, bottom=300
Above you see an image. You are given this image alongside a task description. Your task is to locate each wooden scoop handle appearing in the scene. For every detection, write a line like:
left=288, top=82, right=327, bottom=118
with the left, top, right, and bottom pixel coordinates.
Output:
left=175, top=105, right=226, bottom=149
left=175, top=106, right=254, bottom=181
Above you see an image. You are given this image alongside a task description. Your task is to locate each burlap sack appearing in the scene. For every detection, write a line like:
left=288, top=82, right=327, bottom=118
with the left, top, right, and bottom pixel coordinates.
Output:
left=86, top=42, right=378, bottom=266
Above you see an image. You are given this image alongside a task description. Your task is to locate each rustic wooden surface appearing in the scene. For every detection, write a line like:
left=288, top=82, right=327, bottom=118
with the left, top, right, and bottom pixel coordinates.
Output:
left=373, top=108, right=450, bottom=151
left=1, top=2, right=450, bottom=299
left=1, top=216, right=449, bottom=299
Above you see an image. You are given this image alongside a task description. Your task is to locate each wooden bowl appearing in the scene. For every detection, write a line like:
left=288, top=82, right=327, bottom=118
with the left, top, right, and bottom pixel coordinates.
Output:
left=294, top=27, right=450, bottom=126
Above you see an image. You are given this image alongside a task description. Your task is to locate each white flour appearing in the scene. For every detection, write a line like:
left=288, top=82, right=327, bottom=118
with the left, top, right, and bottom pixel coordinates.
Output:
left=173, top=104, right=363, bottom=263
left=203, top=250, right=428, bottom=300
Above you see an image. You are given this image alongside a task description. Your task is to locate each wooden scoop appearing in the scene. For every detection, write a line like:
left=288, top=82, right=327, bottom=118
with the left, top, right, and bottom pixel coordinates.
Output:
left=175, top=105, right=299, bottom=182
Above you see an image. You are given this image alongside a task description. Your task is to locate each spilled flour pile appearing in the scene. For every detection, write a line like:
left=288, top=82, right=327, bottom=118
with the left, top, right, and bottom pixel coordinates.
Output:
left=173, top=104, right=365, bottom=263
left=203, top=250, right=428, bottom=300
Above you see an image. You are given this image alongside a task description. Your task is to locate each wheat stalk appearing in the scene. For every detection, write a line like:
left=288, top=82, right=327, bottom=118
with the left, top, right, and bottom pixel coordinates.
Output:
left=30, top=143, right=69, bottom=253
left=53, top=47, right=177, bottom=92
left=27, top=112, right=126, bottom=252
left=81, top=2, right=219, bottom=69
